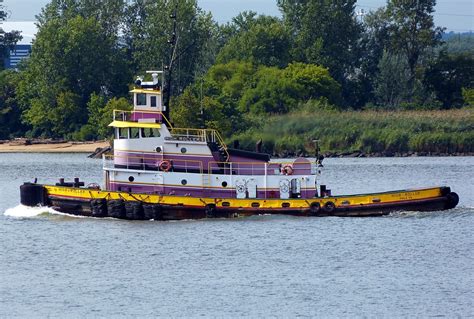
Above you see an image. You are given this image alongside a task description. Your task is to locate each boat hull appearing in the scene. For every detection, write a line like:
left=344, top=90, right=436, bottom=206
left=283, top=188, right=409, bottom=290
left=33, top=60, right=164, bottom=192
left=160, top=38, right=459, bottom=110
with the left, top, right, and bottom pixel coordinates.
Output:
left=19, top=183, right=459, bottom=220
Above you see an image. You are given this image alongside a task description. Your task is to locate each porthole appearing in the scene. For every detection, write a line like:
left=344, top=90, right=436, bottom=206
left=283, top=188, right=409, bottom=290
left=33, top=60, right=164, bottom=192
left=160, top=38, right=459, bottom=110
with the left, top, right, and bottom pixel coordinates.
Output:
left=156, top=146, right=162, bottom=153
left=181, top=179, right=187, bottom=185
left=222, top=181, right=228, bottom=188
left=251, top=202, right=260, bottom=208
left=222, top=202, right=230, bottom=207
left=181, top=147, right=187, bottom=154
left=282, top=202, right=290, bottom=208
left=128, top=176, right=135, bottom=182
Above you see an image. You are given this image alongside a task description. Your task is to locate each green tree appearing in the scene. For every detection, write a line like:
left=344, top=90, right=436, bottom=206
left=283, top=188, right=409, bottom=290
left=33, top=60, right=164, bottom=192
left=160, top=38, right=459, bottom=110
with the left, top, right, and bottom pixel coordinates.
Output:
left=441, top=32, right=474, bottom=55
left=239, top=67, right=298, bottom=114
left=0, top=70, right=28, bottom=138
left=17, top=11, right=129, bottom=137
left=277, top=0, right=362, bottom=86
left=356, top=8, right=393, bottom=106
left=171, top=88, right=234, bottom=136
left=373, top=51, right=411, bottom=108
left=37, top=0, right=125, bottom=37
left=23, top=91, right=83, bottom=137
left=217, top=14, right=291, bottom=68
left=87, top=95, right=132, bottom=139
left=0, top=3, right=22, bottom=70
left=424, top=52, right=474, bottom=108
left=386, top=0, right=443, bottom=95
left=462, top=88, right=474, bottom=107
left=124, top=0, right=219, bottom=95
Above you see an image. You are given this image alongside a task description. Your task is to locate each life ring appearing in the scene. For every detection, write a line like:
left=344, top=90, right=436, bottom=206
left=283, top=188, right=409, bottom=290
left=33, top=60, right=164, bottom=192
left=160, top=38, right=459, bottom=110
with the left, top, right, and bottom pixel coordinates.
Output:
left=159, top=160, right=172, bottom=172
left=87, top=183, right=101, bottom=190
left=281, top=164, right=294, bottom=175
left=322, top=201, right=336, bottom=214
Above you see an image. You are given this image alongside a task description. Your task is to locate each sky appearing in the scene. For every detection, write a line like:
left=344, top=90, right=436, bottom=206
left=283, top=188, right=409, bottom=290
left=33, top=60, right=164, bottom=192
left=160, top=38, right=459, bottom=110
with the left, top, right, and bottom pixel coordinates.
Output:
left=1, top=0, right=473, bottom=44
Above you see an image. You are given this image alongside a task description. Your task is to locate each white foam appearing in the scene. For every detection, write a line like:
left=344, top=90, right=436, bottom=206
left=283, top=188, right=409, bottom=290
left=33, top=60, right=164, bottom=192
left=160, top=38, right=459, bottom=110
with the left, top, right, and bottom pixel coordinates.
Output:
left=4, top=205, right=64, bottom=218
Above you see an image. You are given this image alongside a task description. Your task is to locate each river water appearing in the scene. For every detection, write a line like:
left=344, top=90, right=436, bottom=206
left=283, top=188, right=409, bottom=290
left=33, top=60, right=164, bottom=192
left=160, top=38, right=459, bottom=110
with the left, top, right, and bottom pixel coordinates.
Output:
left=1, top=154, right=473, bottom=317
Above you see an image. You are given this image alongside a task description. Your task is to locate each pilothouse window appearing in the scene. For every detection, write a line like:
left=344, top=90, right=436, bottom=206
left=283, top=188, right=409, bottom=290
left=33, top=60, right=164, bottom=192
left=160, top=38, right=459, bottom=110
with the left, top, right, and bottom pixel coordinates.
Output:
left=118, top=128, right=128, bottom=139
left=130, top=128, right=139, bottom=139
left=151, top=96, right=157, bottom=107
left=136, top=93, right=147, bottom=106
left=141, top=128, right=160, bottom=138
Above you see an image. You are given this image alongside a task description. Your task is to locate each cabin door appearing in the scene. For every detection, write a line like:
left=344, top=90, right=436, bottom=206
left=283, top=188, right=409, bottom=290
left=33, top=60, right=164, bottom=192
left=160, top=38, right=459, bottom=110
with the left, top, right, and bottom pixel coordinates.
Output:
left=279, top=179, right=290, bottom=199
left=246, top=178, right=257, bottom=199
left=152, top=173, right=164, bottom=194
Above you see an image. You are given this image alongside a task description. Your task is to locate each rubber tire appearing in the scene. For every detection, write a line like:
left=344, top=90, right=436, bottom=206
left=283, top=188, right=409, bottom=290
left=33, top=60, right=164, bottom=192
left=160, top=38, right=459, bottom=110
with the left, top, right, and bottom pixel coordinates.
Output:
left=309, top=202, right=321, bottom=216
left=446, top=192, right=459, bottom=209
left=20, top=183, right=46, bottom=207
left=205, top=204, right=216, bottom=218
left=91, top=199, right=107, bottom=217
left=143, top=204, right=162, bottom=220
left=125, top=201, right=144, bottom=220
left=322, top=201, right=336, bottom=214
left=107, top=199, right=125, bottom=219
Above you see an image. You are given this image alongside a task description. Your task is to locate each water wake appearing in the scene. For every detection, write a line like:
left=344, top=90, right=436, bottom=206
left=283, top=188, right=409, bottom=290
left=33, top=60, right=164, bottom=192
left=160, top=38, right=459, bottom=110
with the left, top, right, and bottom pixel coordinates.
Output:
left=389, top=206, right=474, bottom=219
left=4, top=205, right=67, bottom=218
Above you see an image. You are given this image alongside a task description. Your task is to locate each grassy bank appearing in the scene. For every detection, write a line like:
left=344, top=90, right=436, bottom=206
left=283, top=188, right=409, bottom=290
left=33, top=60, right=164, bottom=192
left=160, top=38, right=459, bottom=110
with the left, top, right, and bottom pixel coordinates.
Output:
left=230, top=109, right=474, bottom=156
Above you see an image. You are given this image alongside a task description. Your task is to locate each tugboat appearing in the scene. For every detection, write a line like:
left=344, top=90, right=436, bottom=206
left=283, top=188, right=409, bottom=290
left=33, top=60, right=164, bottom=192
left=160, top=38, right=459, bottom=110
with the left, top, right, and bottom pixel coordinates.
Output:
left=19, top=70, right=459, bottom=220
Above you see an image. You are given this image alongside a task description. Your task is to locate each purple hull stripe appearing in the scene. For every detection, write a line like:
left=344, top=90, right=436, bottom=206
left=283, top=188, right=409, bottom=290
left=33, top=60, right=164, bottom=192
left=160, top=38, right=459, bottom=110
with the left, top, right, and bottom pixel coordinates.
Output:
left=109, top=182, right=317, bottom=199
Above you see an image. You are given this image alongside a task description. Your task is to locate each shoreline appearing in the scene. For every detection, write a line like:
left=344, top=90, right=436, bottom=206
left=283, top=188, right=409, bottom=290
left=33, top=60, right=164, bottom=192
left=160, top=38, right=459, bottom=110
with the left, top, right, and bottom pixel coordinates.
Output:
left=0, top=141, right=472, bottom=157
left=0, top=140, right=109, bottom=153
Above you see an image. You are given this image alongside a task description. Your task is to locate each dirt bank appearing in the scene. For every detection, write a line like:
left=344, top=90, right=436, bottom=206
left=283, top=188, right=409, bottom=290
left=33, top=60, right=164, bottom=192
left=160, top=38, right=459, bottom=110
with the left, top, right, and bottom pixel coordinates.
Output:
left=0, top=139, right=110, bottom=153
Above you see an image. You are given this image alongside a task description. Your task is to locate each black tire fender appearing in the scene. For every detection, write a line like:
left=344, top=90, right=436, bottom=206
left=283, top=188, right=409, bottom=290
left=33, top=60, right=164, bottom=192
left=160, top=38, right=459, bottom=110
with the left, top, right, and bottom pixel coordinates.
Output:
left=205, top=204, right=216, bottom=218
left=446, top=192, right=459, bottom=209
left=90, top=198, right=107, bottom=217
left=309, top=202, right=321, bottom=216
left=322, top=201, right=336, bottom=213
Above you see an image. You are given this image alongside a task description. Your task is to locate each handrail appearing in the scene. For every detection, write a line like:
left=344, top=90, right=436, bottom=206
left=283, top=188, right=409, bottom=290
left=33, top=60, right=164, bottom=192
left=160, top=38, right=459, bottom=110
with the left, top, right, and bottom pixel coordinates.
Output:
left=169, top=127, right=230, bottom=162
left=112, top=109, right=173, bottom=128
left=207, top=160, right=315, bottom=176
left=103, top=154, right=203, bottom=174
left=104, top=153, right=315, bottom=176
left=112, top=110, right=229, bottom=160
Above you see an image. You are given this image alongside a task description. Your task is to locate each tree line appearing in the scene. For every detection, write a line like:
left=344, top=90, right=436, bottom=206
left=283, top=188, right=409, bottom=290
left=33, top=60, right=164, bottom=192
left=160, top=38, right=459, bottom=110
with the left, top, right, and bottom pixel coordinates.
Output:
left=0, top=0, right=473, bottom=142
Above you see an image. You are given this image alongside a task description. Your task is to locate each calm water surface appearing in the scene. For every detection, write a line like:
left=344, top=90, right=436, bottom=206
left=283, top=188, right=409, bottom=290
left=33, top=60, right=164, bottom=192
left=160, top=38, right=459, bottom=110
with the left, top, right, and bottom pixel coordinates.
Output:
left=1, top=154, right=473, bottom=317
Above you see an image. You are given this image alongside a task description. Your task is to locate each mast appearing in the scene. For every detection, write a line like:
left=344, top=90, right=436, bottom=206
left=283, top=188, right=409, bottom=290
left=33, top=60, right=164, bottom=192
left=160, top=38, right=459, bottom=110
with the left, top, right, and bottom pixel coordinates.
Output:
left=162, top=2, right=178, bottom=121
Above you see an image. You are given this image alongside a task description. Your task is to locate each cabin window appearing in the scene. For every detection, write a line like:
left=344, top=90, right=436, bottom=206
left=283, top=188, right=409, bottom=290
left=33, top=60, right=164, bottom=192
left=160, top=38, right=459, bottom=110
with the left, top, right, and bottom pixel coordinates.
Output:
left=150, top=96, right=157, bottom=107
left=118, top=127, right=128, bottom=139
left=136, top=93, right=147, bottom=106
left=129, top=128, right=140, bottom=139
left=141, top=128, right=160, bottom=138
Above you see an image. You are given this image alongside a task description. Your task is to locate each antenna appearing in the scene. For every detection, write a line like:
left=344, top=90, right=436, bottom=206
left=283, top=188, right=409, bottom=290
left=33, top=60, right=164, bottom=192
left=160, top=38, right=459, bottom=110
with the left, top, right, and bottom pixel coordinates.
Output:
left=162, top=2, right=179, bottom=121
left=200, top=78, right=204, bottom=128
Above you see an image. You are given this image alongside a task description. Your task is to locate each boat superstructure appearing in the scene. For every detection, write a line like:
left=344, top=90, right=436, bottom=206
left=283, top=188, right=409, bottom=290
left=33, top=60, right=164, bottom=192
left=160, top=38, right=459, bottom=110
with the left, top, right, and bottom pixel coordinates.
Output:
left=104, top=71, right=320, bottom=201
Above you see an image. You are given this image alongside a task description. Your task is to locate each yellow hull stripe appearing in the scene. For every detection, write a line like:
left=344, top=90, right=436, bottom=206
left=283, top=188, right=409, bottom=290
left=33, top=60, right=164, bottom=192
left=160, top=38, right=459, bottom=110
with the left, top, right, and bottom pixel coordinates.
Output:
left=44, top=185, right=444, bottom=210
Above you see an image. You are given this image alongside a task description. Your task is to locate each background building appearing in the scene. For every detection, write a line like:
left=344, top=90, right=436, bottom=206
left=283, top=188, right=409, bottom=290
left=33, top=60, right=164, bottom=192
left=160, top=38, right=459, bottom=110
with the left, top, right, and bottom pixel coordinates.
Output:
left=4, top=44, right=31, bottom=69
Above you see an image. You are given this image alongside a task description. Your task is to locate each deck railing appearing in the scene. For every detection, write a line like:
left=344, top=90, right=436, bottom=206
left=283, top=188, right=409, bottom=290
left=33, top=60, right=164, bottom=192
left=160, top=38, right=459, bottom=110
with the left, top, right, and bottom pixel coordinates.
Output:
left=208, top=161, right=314, bottom=176
left=112, top=110, right=173, bottom=128
left=168, top=128, right=229, bottom=161
left=112, top=110, right=229, bottom=160
left=103, top=154, right=203, bottom=174
left=104, top=154, right=315, bottom=176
